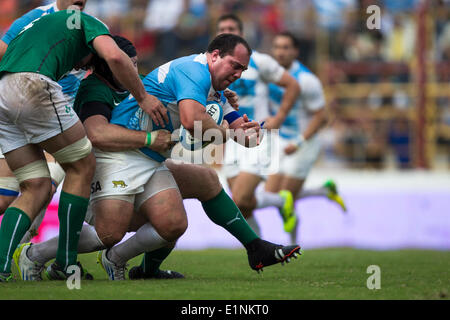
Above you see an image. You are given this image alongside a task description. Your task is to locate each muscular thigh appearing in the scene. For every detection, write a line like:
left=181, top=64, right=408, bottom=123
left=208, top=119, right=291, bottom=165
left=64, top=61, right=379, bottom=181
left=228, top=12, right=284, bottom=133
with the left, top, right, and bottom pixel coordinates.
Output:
left=3, top=144, right=46, bottom=171
left=231, top=172, right=262, bottom=201
left=0, top=158, right=14, bottom=178
left=92, top=199, right=135, bottom=240
left=137, top=187, right=186, bottom=238
left=38, top=121, right=87, bottom=154
left=165, top=160, right=221, bottom=200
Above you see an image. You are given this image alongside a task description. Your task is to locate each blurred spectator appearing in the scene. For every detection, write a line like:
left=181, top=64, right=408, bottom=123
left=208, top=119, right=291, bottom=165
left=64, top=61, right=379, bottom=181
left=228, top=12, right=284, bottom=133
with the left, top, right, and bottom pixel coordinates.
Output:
left=312, top=0, right=357, bottom=59
left=381, top=13, right=416, bottom=63
left=341, top=119, right=369, bottom=168
left=437, top=21, right=450, bottom=62
left=142, top=0, right=208, bottom=69
left=437, top=107, right=450, bottom=166
left=388, top=116, right=412, bottom=169
left=281, top=0, right=317, bottom=67
left=365, top=120, right=387, bottom=169
left=84, top=0, right=130, bottom=34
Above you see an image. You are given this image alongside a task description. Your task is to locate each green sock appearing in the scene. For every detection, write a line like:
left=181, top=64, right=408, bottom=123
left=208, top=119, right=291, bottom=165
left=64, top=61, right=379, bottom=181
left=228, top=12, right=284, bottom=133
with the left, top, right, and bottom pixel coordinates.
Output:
left=141, top=247, right=174, bottom=276
left=201, top=189, right=259, bottom=246
left=55, top=191, right=89, bottom=271
left=0, top=207, right=31, bottom=273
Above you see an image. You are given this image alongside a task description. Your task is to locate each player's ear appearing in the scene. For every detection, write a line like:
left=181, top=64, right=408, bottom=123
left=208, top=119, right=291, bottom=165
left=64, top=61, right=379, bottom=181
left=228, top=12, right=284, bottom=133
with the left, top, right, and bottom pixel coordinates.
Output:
left=210, top=49, right=220, bottom=63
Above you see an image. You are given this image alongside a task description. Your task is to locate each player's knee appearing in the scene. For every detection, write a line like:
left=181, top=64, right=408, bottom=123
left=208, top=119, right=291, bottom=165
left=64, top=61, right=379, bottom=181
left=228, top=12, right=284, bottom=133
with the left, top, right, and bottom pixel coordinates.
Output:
left=53, top=137, right=96, bottom=179
left=98, top=230, right=125, bottom=248
left=20, top=177, right=53, bottom=203
left=62, top=152, right=96, bottom=182
left=52, top=136, right=92, bottom=165
left=198, top=167, right=222, bottom=201
left=158, top=212, right=187, bottom=242
left=232, top=192, right=253, bottom=211
left=0, top=196, right=15, bottom=213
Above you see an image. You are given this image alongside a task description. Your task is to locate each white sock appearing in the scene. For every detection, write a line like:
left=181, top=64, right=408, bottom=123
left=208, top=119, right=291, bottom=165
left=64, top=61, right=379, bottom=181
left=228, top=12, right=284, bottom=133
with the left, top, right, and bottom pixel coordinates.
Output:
left=246, top=216, right=261, bottom=237
left=297, top=187, right=328, bottom=199
left=255, top=188, right=285, bottom=209
left=107, top=223, right=169, bottom=266
left=28, top=224, right=105, bottom=265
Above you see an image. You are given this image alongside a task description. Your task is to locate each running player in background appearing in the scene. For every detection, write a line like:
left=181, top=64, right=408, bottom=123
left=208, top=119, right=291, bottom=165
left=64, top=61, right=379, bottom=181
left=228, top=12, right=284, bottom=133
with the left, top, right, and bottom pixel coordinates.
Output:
left=0, top=9, right=165, bottom=282
left=264, top=31, right=347, bottom=242
left=0, top=0, right=87, bottom=246
left=216, top=14, right=301, bottom=236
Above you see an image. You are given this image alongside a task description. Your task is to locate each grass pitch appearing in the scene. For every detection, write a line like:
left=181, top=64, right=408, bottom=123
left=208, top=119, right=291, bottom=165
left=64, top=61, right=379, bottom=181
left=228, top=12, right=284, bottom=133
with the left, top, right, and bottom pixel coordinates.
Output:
left=0, top=248, right=448, bottom=300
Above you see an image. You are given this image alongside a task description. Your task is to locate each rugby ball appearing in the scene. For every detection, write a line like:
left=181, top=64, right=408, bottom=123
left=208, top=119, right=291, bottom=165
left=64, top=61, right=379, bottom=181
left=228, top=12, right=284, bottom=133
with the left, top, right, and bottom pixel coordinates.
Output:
left=179, top=101, right=224, bottom=151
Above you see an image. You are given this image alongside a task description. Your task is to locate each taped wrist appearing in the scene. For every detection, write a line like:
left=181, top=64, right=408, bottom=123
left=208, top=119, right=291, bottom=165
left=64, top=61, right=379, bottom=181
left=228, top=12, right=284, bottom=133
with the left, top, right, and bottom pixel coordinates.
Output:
left=145, top=130, right=160, bottom=147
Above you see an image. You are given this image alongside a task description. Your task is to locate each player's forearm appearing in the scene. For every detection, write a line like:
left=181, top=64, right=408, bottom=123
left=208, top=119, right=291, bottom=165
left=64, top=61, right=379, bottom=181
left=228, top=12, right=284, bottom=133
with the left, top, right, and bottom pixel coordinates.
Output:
left=302, top=109, right=327, bottom=140
left=106, top=53, right=147, bottom=103
left=275, top=80, right=300, bottom=123
left=180, top=100, right=228, bottom=143
left=85, top=120, right=147, bottom=152
left=186, top=114, right=228, bottom=143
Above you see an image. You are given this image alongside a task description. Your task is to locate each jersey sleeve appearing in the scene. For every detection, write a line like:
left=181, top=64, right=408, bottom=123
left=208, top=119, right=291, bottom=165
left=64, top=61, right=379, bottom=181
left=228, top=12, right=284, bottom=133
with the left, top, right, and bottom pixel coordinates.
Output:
left=80, top=12, right=110, bottom=53
left=73, top=77, right=112, bottom=116
left=78, top=101, right=112, bottom=122
left=253, top=52, right=285, bottom=84
left=298, top=72, right=326, bottom=112
left=170, top=62, right=210, bottom=106
left=1, top=8, right=46, bottom=45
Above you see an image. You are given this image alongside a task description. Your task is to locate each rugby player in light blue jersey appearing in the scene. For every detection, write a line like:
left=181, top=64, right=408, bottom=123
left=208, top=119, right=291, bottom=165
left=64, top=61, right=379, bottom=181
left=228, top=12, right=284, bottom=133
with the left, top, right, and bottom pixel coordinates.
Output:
left=93, top=34, right=301, bottom=279
left=264, top=32, right=347, bottom=243
left=215, top=14, right=301, bottom=236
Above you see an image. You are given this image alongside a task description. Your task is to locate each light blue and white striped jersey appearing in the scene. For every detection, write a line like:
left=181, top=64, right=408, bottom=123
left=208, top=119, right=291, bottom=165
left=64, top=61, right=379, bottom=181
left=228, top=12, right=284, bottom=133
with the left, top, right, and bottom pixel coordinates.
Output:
left=228, top=51, right=285, bottom=122
left=268, top=60, right=325, bottom=139
left=111, top=53, right=239, bottom=162
left=1, top=2, right=86, bottom=106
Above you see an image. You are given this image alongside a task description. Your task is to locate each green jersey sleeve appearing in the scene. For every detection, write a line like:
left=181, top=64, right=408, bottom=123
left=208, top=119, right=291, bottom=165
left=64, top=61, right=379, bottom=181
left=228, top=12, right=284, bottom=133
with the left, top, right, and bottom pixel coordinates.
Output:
left=80, top=12, right=110, bottom=54
left=74, top=73, right=129, bottom=116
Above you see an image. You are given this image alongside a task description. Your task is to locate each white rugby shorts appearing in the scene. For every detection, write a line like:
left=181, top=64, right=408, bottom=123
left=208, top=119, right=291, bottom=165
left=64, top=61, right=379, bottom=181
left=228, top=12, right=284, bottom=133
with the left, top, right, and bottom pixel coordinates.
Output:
left=275, top=135, right=322, bottom=179
left=222, top=130, right=279, bottom=178
left=0, top=72, right=79, bottom=153
left=84, top=149, right=178, bottom=225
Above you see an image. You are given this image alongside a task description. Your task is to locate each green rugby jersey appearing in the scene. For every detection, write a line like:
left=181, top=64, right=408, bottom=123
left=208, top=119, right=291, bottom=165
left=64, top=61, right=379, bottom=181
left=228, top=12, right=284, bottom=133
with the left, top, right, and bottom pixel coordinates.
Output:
left=73, top=73, right=130, bottom=116
left=74, top=74, right=145, bottom=117
left=0, top=10, right=110, bottom=82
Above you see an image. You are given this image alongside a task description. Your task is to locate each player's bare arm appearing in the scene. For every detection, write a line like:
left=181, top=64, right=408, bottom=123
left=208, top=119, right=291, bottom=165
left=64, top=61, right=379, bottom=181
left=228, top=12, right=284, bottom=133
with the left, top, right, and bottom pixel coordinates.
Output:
left=264, top=72, right=300, bottom=129
left=284, top=108, right=327, bottom=155
left=302, top=108, right=327, bottom=141
left=0, top=40, right=7, bottom=62
left=92, top=35, right=168, bottom=127
left=179, top=99, right=229, bottom=142
left=83, top=114, right=173, bottom=153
